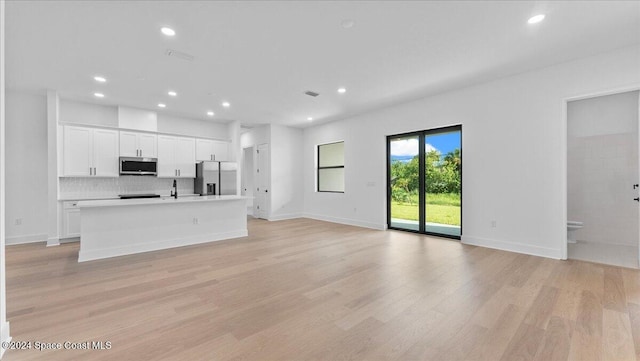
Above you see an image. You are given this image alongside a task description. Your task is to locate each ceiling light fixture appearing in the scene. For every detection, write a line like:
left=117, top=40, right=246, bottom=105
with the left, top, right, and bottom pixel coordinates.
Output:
left=307, top=117, right=313, bottom=121
left=207, top=111, right=214, bottom=116
left=222, top=102, right=230, bottom=108
left=94, top=76, right=106, bottom=83
left=161, top=27, right=176, bottom=36
left=527, top=14, right=545, bottom=24
left=168, top=91, right=177, bottom=96
left=337, top=87, right=347, bottom=94
left=94, top=92, right=105, bottom=98
left=341, top=19, right=355, bottom=29
left=158, top=103, right=166, bottom=108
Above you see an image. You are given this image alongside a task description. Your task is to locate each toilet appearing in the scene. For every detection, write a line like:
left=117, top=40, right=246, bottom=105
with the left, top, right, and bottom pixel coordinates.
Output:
left=567, top=221, right=583, bottom=243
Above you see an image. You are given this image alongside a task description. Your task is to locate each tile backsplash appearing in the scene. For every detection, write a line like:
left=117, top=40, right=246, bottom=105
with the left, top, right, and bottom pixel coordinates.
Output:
left=60, top=177, right=195, bottom=199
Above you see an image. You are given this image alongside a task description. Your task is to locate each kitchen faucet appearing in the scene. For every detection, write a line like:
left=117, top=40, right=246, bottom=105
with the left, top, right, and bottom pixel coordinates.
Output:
left=171, top=179, right=178, bottom=199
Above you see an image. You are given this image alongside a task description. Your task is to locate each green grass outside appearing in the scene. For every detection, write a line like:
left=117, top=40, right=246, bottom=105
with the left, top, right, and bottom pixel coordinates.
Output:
left=391, top=193, right=461, bottom=226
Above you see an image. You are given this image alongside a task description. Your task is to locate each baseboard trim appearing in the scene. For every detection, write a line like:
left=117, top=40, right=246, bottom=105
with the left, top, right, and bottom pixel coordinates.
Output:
left=462, top=235, right=562, bottom=260
left=78, top=230, right=248, bottom=262
left=46, top=237, right=60, bottom=247
left=1, top=322, right=11, bottom=359
left=5, top=233, right=47, bottom=246
left=303, top=213, right=386, bottom=230
left=268, top=213, right=303, bottom=221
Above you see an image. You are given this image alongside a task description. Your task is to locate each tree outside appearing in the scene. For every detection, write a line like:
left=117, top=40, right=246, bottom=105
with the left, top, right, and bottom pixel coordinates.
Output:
left=390, top=148, right=461, bottom=226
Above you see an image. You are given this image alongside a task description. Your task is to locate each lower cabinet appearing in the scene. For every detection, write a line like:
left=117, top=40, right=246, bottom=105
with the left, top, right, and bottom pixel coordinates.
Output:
left=61, top=201, right=81, bottom=239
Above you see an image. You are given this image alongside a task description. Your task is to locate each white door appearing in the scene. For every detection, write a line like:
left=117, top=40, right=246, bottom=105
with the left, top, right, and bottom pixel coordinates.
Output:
left=175, top=137, right=196, bottom=178
left=92, top=129, right=119, bottom=177
left=138, top=133, right=157, bottom=158
left=255, top=143, right=270, bottom=219
left=195, top=138, right=215, bottom=161
left=63, top=126, right=92, bottom=176
left=119, top=131, right=138, bottom=157
left=157, top=135, right=176, bottom=177
left=242, top=147, right=254, bottom=215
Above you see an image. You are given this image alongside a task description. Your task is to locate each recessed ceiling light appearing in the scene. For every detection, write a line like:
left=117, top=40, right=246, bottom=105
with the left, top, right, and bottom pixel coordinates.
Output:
left=161, top=27, right=176, bottom=36
left=158, top=103, right=166, bottom=108
left=207, top=111, right=214, bottom=116
left=94, top=92, right=104, bottom=98
left=341, top=19, right=355, bottom=29
left=94, top=76, right=106, bottom=83
left=168, top=91, right=177, bottom=96
left=222, top=102, right=230, bottom=108
left=528, top=14, right=545, bottom=24
left=337, top=87, right=347, bottom=94
left=307, top=117, right=313, bottom=121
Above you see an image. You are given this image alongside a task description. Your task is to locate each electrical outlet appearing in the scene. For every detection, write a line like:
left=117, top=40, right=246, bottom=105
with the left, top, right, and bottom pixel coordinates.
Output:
left=353, top=207, right=357, bottom=213
left=193, top=218, right=199, bottom=225
left=15, top=218, right=22, bottom=226
left=491, top=220, right=497, bottom=228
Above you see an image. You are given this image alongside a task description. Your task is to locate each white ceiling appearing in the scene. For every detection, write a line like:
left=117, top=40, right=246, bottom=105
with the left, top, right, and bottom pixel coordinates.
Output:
left=5, top=1, right=640, bottom=128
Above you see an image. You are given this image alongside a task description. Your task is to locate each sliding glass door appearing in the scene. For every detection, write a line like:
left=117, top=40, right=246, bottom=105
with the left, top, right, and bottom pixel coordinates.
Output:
left=387, top=126, right=462, bottom=239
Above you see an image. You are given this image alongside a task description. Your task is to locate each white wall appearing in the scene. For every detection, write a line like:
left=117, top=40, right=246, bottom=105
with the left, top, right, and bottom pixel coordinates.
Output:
left=568, top=91, right=639, bottom=246
left=59, top=98, right=118, bottom=127
left=0, top=0, right=11, bottom=355
left=269, top=124, right=304, bottom=220
left=4, top=91, right=47, bottom=244
left=158, top=113, right=229, bottom=140
left=303, top=45, right=640, bottom=259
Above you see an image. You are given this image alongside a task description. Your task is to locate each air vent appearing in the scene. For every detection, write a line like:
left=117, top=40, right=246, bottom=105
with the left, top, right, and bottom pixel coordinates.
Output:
left=165, top=49, right=195, bottom=62
left=304, top=91, right=320, bottom=97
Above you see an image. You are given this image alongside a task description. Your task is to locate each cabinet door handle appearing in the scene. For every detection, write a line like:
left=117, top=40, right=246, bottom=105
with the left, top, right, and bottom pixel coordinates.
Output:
left=179, top=169, right=181, bottom=176
left=89, top=167, right=92, bottom=176
left=93, top=167, right=96, bottom=175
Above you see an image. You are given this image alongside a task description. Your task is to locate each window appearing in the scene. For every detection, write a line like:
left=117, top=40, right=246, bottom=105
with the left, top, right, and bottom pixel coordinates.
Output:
left=317, top=141, right=344, bottom=192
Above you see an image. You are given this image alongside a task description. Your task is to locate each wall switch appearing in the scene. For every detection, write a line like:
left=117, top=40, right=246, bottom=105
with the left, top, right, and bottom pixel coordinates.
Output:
left=193, top=218, right=199, bottom=225
left=15, top=218, right=22, bottom=226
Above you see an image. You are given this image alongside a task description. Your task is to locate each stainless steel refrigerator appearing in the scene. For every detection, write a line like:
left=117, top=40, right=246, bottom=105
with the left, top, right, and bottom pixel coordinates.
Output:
left=194, top=161, right=238, bottom=195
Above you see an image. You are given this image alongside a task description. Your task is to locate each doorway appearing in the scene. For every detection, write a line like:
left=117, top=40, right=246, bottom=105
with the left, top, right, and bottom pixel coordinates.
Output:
left=387, top=125, right=462, bottom=239
left=241, top=146, right=254, bottom=216
left=566, top=90, right=639, bottom=268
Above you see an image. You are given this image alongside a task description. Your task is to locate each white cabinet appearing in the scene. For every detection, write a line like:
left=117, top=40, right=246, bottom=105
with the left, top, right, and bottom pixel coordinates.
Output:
left=196, top=138, right=230, bottom=161
left=120, top=131, right=157, bottom=157
left=157, top=135, right=196, bottom=178
left=63, top=126, right=119, bottom=177
left=61, top=201, right=81, bottom=239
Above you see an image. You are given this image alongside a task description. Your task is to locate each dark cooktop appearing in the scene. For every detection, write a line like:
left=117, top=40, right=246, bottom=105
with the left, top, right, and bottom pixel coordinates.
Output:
left=118, top=194, right=161, bottom=199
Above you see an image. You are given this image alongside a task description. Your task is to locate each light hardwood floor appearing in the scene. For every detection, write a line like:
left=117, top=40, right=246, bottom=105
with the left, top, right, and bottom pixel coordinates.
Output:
left=4, top=218, right=640, bottom=360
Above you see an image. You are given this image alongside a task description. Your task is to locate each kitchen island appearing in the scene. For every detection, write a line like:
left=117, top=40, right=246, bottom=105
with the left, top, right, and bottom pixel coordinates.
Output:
left=77, top=195, right=248, bottom=262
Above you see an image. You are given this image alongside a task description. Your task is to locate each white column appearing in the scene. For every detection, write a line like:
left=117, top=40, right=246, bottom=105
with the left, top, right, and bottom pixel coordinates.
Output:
left=46, top=90, right=60, bottom=246
left=0, top=0, right=12, bottom=356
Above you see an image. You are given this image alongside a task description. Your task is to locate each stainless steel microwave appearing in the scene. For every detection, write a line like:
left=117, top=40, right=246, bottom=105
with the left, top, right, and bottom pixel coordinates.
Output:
left=119, top=157, right=158, bottom=176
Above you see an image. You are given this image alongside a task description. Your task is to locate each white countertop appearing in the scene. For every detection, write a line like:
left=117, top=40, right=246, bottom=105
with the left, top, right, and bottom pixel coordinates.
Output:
left=78, top=195, right=248, bottom=208
left=59, top=194, right=200, bottom=201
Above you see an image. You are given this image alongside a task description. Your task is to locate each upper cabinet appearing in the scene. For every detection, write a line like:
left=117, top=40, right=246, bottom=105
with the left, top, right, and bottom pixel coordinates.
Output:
left=120, top=131, right=158, bottom=158
left=196, top=138, right=230, bottom=161
left=63, top=126, right=119, bottom=177
left=157, top=135, right=196, bottom=178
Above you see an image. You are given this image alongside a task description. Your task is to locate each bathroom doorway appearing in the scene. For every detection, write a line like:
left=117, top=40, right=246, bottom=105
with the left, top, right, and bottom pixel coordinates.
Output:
left=566, top=90, right=639, bottom=268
